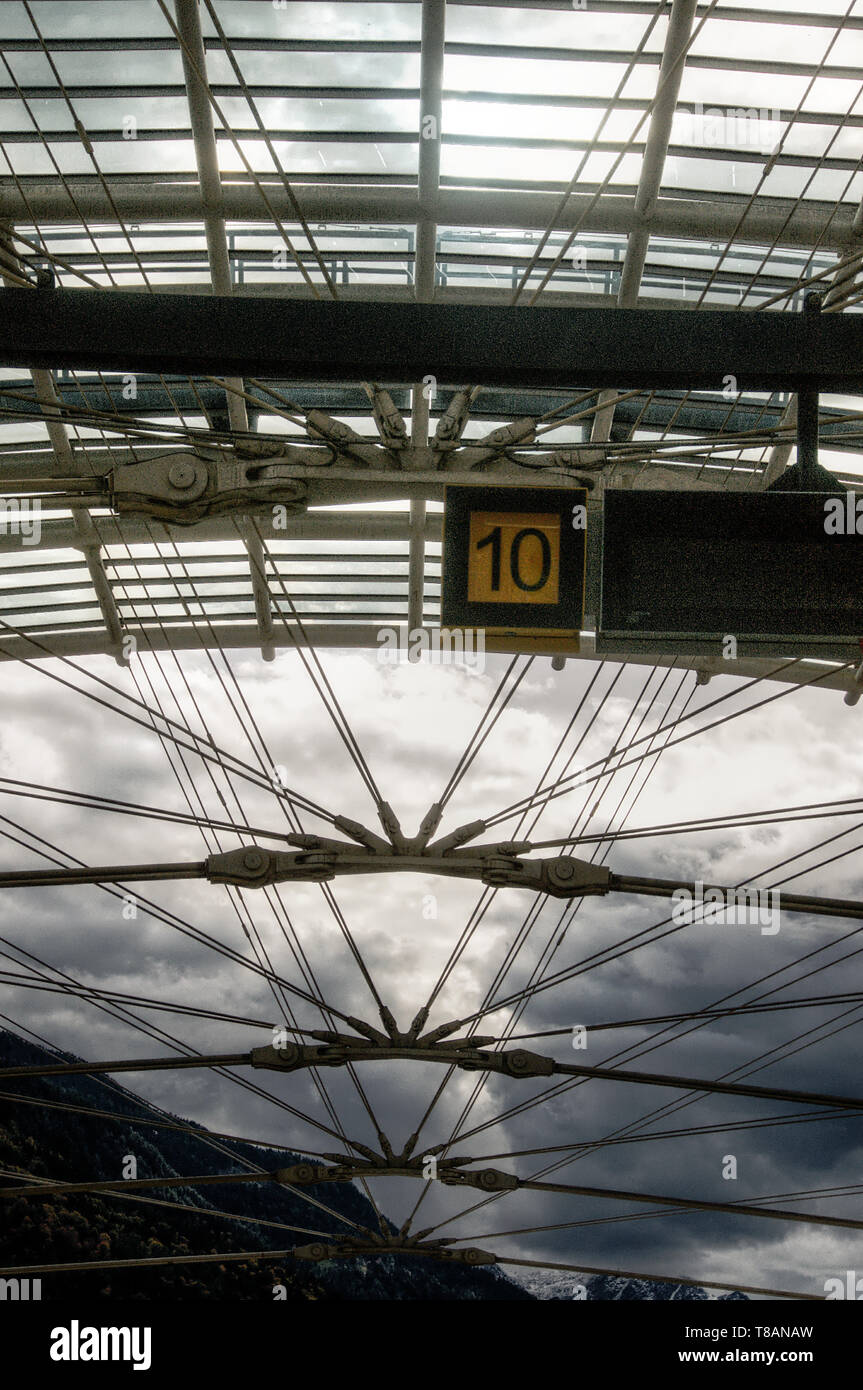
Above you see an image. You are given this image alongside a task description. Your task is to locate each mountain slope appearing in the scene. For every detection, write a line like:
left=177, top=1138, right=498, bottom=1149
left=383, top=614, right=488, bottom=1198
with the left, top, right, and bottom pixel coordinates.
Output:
left=0, top=1029, right=528, bottom=1301
left=514, top=1269, right=748, bottom=1301
left=0, top=1030, right=748, bottom=1302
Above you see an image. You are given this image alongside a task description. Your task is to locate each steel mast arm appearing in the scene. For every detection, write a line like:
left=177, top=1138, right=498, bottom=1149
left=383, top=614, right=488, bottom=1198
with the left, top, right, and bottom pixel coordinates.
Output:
left=0, top=841, right=861, bottom=923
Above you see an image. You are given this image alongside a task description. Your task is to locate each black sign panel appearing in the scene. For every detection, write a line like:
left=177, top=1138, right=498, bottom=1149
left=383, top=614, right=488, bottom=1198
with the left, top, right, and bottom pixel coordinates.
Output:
left=441, top=485, right=587, bottom=639
left=599, top=489, right=863, bottom=650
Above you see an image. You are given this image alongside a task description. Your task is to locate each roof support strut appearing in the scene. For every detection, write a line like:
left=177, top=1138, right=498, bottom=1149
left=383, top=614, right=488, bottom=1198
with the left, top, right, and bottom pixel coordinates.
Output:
left=592, top=0, right=697, bottom=448
left=175, top=0, right=275, bottom=659
left=0, top=238, right=127, bottom=666
left=407, top=0, right=446, bottom=642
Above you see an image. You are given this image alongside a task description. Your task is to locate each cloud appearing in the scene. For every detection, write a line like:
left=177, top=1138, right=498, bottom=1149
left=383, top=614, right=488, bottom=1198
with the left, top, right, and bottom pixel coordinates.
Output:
left=1, top=643, right=861, bottom=1297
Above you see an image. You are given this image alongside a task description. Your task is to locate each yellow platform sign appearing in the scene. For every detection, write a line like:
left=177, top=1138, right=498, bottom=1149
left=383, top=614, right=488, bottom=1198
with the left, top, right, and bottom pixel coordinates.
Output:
left=467, top=511, right=560, bottom=606
left=442, top=485, right=587, bottom=652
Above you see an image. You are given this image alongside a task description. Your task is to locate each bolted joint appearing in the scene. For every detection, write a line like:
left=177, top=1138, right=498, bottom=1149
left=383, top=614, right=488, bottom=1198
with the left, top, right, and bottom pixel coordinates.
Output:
left=111, top=454, right=208, bottom=519
left=378, top=1004, right=400, bottom=1040
left=110, top=452, right=308, bottom=524
left=250, top=1043, right=343, bottom=1071
left=274, top=1163, right=349, bottom=1185
left=411, top=802, right=443, bottom=852
left=540, top=856, right=612, bottom=898
left=440, top=1246, right=498, bottom=1266
left=167, top=461, right=198, bottom=490
left=377, top=801, right=408, bottom=851
left=407, top=1006, right=430, bottom=1041
left=433, top=389, right=473, bottom=448
left=250, top=1043, right=302, bottom=1070
left=205, top=846, right=337, bottom=887
left=332, top=815, right=392, bottom=853
left=502, top=1048, right=556, bottom=1078
left=428, top=819, right=487, bottom=855
left=476, top=418, right=536, bottom=450
left=206, top=846, right=279, bottom=886
left=292, top=1242, right=343, bottom=1262
left=454, top=1045, right=554, bottom=1078
left=441, top=1166, right=519, bottom=1193
left=306, top=409, right=364, bottom=445
left=481, top=856, right=544, bottom=891
left=369, top=388, right=408, bottom=447
left=476, top=1167, right=519, bottom=1191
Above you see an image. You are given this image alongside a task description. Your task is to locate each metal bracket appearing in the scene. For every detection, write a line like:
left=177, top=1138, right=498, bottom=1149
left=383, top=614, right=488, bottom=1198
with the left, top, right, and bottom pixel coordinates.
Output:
left=204, top=837, right=612, bottom=899
left=110, top=450, right=310, bottom=523
left=274, top=1154, right=475, bottom=1185
left=206, top=846, right=340, bottom=887
left=844, top=640, right=863, bottom=706
left=437, top=1246, right=499, bottom=1266
left=432, top=389, right=473, bottom=451
left=249, top=1039, right=556, bottom=1079
left=455, top=417, right=537, bottom=469
left=367, top=385, right=409, bottom=450
left=305, top=409, right=391, bottom=466
left=440, top=1166, right=520, bottom=1193
left=274, top=1162, right=355, bottom=1185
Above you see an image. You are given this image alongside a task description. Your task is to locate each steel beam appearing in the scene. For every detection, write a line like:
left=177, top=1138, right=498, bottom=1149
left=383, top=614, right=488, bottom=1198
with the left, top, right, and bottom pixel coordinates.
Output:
left=79, top=282, right=725, bottom=311
left=761, top=196, right=863, bottom=489
left=175, top=0, right=274, bottom=660
left=0, top=243, right=128, bottom=667
left=1, top=184, right=858, bottom=254
left=407, top=0, right=446, bottom=637
left=415, top=0, right=445, bottom=303
left=2, top=289, right=861, bottom=392
left=0, top=512, right=436, bottom=555
left=0, top=620, right=854, bottom=694
left=592, top=0, right=697, bottom=445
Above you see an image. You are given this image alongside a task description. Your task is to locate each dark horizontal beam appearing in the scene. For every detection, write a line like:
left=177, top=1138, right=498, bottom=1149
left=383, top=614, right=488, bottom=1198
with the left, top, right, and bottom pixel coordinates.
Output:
left=2, top=289, right=861, bottom=393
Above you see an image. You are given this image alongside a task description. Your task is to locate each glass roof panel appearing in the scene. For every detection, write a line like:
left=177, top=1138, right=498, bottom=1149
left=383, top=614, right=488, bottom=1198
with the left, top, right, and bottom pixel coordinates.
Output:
left=0, top=0, right=857, bottom=664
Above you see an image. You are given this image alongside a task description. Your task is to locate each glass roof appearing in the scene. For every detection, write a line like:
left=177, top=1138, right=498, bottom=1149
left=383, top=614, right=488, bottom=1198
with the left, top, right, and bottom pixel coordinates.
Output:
left=0, top=0, right=858, bottom=663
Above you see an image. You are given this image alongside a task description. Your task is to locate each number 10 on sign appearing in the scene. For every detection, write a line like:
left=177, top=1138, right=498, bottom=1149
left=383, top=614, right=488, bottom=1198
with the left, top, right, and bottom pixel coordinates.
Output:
left=468, top=512, right=560, bottom=605
left=441, top=485, right=588, bottom=644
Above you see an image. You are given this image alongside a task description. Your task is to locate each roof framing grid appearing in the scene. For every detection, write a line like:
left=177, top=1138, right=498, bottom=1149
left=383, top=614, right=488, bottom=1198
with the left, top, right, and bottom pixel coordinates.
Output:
left=0, top=239, right=127, bottom=667
left=173, top=0, right=275, bottom=661
left=407, top=0, right=446, bottom=637
left=0, top=1, right=858, bottom=688
left=591, top=0, right=697, bottom=448
left=762, top=195, right=863, bottom=490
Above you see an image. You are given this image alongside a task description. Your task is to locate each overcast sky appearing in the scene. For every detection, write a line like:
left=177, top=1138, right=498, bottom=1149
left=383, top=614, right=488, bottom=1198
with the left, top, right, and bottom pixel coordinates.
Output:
left=3, top=641, right=863, bottom=1298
